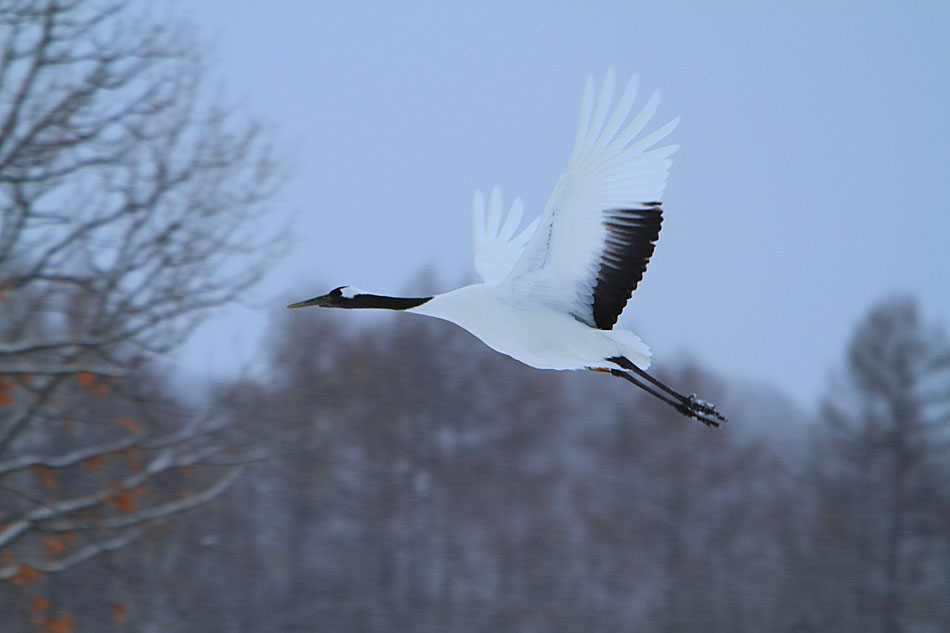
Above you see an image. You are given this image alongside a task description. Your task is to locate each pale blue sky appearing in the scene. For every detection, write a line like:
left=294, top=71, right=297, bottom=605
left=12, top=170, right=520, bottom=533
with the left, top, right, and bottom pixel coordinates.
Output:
left=178, top=1, right=950, bottom=409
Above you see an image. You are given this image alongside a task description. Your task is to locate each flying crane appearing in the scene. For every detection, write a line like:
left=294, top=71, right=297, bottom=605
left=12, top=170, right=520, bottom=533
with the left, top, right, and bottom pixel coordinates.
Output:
left=289, top=70, right=726, bottom=427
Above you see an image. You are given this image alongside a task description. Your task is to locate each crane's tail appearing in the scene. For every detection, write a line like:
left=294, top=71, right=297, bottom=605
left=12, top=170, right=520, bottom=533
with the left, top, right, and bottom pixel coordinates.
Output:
left=603, top=329, right=652, bottom=370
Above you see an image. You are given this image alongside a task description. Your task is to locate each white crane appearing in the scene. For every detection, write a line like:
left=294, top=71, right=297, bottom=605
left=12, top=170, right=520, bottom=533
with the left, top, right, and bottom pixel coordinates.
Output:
left=289, top=70, right=726, bottom=427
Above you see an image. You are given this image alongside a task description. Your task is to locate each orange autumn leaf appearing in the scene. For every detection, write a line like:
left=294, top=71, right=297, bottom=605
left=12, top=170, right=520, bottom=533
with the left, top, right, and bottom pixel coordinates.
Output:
left=10, top=563, right=41, bottom=586
left=76, top=371, right=96, bottom=389
left=42, top=536, right=67, bottom=556
left=0, top=376, right=11, bottom=406
left=115, top=416, right=142, bottom=434
left=44, top=612, right=75, bottom=633
left=109, top=484, right=145, bottom=514
left=30, top=465, right=58, bottom=490
left=111, top=602, right=128, bottom=624
left=111, top=493, right=136, bottom=514
left=76, top=372, right=109, bottom=395
left=83, top=454, right=105, bottom=473
left=30, top=596, right=52, bottom=612
left=121, top=448, right=142, bottom=473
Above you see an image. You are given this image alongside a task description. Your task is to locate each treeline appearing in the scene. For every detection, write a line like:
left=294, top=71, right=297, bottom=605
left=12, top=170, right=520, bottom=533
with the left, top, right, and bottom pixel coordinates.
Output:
left=6, top=293, right=946, bottom=633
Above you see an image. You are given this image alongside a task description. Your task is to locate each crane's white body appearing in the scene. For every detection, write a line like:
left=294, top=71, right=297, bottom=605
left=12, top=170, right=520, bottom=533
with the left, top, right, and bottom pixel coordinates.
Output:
left=409, top=283, right=651, bottom=370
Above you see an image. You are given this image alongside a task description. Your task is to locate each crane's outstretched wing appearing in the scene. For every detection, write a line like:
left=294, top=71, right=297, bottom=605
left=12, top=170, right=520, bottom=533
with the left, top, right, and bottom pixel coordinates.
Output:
left=472, top=187, right=540, bottom=285
left=504, top=69, right=678, bottom=329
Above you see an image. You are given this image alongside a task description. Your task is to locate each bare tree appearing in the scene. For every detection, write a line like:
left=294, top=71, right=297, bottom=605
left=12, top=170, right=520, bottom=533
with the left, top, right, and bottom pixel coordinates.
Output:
left=800, top=296, right=950, bottom=633
left=0, top=0, right=280, bottom=625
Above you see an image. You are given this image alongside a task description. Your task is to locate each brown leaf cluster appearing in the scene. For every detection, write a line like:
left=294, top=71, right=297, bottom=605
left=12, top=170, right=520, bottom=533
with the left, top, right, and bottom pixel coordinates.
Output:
left=0, top=375, right=11, bottom=406
left=30, top=465, right=58, bottom=490
left=10, top=563, right=41, bottom=586
left=108, top=484, right=146, bottom=514
left=76, top=372, right=109, bottom=396
left=42, top=612, right=75, bottom=633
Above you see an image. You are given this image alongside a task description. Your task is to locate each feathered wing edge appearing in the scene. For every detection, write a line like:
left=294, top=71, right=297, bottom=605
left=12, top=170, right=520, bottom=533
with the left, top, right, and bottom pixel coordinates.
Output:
left=472, top=187, right=540, bottom=285
left=566, top=68, right=679, bottom=212
left=504, top=69, right=679, bottom=329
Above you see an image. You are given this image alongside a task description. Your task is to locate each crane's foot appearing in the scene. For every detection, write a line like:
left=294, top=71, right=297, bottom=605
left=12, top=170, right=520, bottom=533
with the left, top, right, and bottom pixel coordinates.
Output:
left=676, top=394, right=727, bottom=428
left=605, top=366, right=727, bottom=428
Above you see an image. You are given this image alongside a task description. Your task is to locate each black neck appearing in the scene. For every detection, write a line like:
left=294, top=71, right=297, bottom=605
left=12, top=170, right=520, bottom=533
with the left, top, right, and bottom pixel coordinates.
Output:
left=346, top=294, right=432, bottom=310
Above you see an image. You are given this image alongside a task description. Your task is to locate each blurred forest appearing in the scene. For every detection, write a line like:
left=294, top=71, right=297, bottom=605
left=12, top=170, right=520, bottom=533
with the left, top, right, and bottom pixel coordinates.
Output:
left=2, top=2, right=950, bottom=633
left=5, top=283, right=950, bottom=633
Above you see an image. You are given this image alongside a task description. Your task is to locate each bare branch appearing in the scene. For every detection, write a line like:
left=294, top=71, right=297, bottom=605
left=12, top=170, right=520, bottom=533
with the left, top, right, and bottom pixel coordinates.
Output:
left=0, top=431, right=141, bottom=476
left=0, top=527, right=144, bottom=580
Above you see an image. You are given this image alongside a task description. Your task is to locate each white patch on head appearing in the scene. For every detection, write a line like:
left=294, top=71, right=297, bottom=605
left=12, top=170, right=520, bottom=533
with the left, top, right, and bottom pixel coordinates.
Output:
left=340, top=286, right=365, bottom=299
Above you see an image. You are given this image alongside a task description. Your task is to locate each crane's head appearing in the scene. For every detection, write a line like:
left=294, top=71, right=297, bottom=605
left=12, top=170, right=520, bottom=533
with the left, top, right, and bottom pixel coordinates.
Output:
left=286, top=286, right=364, bottom=309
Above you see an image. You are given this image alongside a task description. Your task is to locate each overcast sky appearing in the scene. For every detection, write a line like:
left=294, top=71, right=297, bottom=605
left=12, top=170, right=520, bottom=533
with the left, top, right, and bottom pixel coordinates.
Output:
left=177, top=1, right=950, bottom=409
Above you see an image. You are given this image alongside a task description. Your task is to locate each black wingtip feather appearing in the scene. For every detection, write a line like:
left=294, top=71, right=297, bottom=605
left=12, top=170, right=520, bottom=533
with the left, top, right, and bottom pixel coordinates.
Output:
left=591, top=205, right=663, bottom=330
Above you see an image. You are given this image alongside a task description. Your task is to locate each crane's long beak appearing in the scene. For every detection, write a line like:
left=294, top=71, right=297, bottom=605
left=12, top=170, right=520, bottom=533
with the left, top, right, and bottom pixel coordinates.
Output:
left=286, top=295, right=327, bottom=309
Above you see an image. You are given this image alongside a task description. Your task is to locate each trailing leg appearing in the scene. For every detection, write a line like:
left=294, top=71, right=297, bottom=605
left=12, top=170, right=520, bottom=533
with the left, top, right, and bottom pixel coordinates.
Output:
left=605, top=357, right=727, bottom=427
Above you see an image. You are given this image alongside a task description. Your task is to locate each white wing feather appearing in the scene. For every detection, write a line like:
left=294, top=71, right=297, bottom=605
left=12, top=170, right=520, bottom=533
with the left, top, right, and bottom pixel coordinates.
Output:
left=472, top=187, right=540, bottom=284
left=504, top=69, right=678, bottom=322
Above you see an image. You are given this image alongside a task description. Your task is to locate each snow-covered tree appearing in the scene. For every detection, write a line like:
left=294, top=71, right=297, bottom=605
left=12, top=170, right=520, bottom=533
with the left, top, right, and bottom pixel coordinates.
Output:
left=0, top=1, right=280, bottom=627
